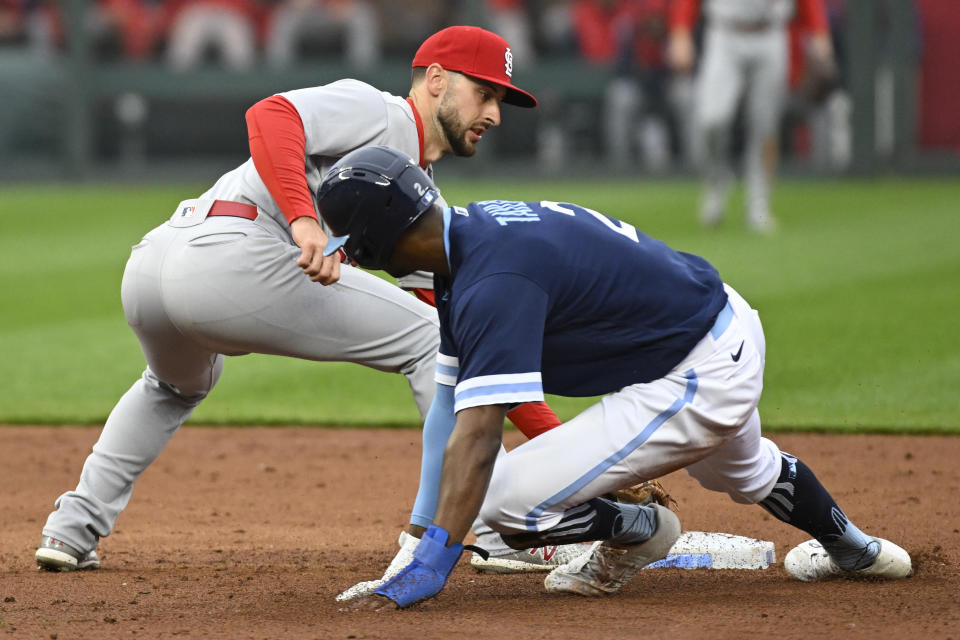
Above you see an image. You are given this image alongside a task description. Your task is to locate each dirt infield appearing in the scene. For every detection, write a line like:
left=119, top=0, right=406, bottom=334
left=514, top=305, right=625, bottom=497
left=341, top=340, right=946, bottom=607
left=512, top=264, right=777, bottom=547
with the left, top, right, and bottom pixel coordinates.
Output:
left=0, top=427, right=956, bottom=639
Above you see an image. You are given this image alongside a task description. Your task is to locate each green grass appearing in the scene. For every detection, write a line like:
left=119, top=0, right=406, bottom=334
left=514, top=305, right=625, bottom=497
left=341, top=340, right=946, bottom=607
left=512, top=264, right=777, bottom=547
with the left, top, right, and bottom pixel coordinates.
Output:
left=1, top=177, right=958, bottom=432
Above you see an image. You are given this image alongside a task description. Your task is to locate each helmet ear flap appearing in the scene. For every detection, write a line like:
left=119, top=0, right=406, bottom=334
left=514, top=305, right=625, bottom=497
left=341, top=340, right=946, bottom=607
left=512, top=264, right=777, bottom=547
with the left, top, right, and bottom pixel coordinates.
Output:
left=350, top=240, right=371, bottom=265
left=316, top=146, right=440, bottom=269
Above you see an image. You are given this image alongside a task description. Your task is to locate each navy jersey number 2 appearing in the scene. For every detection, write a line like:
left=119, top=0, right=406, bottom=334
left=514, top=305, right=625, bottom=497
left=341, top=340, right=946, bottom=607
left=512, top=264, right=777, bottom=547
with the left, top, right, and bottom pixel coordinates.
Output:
left=539, top=201, right=640, bottom=244
left=438, top=198, right=728, bottom=400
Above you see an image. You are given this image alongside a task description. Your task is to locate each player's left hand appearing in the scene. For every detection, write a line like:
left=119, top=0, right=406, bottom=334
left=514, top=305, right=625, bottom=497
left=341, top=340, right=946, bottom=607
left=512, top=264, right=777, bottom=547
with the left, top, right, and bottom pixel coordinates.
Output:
left=291, top=216, right=341, bottom=285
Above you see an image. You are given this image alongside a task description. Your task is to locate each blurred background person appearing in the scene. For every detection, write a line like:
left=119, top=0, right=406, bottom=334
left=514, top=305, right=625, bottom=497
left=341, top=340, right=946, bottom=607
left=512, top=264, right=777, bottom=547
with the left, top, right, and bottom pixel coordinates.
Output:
left=668, top=0, right=835, bottom=233
left=0, top=0, right=59, bottom=55
left=530, top=0, right=677, bottom=173
left=86, top=0, right=165, bottom=62
left=1, top=0, right=32, bottom=48
left=782, top=0, right=847, bottom=172
left=263, top=0, right=380, bottom=69
left=163, top=0, right=262, bottom=71
left=0, top=0, right=61, bottom=165
left=484, top=0, right=537, bottom=67
left=576, top=0, right=675, bottom=172
left=0, top=0, right=27, bottom=46
left=372, top=0, right=455, bottom=62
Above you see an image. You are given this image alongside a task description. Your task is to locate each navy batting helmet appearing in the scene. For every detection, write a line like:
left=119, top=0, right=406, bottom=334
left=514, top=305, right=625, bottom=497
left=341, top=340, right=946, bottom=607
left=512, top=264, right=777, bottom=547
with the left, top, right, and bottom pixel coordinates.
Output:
left=317, top=146, right=440, bottom=270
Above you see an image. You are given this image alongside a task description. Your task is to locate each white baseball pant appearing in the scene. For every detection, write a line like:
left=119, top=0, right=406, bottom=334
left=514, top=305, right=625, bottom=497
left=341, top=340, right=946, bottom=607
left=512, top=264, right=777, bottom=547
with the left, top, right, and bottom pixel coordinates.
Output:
left=481, top=285, right=782, bottom=534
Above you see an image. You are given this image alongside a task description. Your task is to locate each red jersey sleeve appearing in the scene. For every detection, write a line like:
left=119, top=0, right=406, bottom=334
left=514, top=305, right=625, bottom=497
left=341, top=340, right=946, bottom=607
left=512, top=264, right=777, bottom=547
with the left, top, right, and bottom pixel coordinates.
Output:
left=245, top=95, right=317, bottom=224
left=793, top=0, right=829, bottom=34
left=670, top=0, right=700, bottom=30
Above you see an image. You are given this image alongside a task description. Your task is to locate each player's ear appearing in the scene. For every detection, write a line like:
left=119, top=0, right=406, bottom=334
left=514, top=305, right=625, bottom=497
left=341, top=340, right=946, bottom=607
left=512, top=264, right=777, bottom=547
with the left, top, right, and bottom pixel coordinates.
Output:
left=424, top=63, right=448, bottom=98
left=390, top=202, right=444, bottom=275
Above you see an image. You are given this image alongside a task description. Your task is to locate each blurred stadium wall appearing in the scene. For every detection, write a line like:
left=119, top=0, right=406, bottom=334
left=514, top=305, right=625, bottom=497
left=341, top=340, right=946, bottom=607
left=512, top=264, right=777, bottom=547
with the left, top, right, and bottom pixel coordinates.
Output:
left=0, top=0, right=957, bottom=181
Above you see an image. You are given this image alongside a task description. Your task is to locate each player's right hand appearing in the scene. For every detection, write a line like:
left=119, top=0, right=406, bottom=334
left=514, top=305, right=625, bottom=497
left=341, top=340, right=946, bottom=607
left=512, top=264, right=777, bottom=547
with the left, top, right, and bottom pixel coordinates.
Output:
left=291, top=216, right=341, bottom=285
left=667, top=29, right=696, bottom=74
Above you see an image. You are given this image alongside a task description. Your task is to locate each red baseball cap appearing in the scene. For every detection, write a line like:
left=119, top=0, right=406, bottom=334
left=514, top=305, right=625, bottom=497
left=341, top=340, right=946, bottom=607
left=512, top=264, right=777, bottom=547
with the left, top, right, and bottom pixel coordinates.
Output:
left=412, top=26, right=537, bottom=108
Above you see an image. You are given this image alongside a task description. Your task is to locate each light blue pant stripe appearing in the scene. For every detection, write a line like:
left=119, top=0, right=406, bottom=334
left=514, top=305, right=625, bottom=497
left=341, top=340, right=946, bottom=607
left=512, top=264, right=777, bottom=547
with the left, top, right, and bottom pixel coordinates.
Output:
left=710, top=301, right=733, bottom=339
left=524, top=369, right=700, bottom=531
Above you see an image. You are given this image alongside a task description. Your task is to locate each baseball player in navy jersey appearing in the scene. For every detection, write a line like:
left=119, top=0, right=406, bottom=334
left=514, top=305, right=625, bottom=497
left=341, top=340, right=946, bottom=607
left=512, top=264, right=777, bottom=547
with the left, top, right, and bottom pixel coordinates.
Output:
left=35, top=26, right=573, bottom=574
left=668, top=0, right=833, bottom=232
left=315, top=146, right=912, bottom=609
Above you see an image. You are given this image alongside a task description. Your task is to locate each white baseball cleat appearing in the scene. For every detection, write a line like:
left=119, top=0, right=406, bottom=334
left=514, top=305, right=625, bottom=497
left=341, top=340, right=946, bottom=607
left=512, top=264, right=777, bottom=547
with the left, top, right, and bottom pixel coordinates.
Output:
left=747, top=211, right=779, bottom=235
left=699, top=171, right=733, bottom=229
left=784, top=538, right=912, bottom=582
left=699, top=192, right=726, bottom=228
left=471, top=542, right=594, bottom=574
left=36, top=536, right=101, bottom=572
left=543, top=504, right=681, bottom=596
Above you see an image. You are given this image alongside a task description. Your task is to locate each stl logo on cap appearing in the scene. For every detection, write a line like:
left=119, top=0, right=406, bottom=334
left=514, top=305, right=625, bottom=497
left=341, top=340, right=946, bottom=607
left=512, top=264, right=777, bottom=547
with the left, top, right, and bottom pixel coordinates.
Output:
left=411, top=26, right=537, bottom=108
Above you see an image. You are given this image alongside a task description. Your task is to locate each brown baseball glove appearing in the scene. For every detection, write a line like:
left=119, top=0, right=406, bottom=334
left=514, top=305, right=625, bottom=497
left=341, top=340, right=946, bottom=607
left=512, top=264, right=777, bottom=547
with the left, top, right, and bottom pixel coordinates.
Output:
left=798, top=39, right=840, bottom=106
left=608, top=480, right=679, bottom=512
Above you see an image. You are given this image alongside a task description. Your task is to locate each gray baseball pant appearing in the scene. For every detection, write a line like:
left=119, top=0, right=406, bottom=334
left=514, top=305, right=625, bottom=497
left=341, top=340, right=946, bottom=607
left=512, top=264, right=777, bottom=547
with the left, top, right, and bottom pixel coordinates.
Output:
left=42, top=212, right=439, bottom=552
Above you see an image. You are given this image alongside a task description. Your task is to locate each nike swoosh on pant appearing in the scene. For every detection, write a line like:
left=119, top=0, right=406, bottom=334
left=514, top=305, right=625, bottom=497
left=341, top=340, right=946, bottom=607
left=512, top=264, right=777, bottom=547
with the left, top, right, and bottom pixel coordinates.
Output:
left=731, top=341, right=745, bottom=362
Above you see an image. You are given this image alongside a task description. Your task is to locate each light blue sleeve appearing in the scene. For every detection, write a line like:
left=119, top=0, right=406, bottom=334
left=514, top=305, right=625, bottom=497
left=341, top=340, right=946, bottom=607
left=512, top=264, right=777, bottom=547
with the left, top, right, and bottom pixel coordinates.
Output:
left=410, top=383, right=457, bottom=529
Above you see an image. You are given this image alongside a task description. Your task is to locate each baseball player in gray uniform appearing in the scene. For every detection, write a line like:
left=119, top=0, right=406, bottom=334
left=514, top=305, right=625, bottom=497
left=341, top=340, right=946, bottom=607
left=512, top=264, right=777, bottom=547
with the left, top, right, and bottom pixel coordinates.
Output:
left=668, top=0, right=833, bottom=233
left=35, top=26, right=574, bottom=574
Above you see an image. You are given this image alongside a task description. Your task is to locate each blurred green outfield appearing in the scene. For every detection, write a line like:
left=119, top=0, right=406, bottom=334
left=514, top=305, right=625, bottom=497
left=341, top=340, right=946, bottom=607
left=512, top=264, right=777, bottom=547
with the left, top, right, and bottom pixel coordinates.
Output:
left=0, top=177, right=957, bottom=432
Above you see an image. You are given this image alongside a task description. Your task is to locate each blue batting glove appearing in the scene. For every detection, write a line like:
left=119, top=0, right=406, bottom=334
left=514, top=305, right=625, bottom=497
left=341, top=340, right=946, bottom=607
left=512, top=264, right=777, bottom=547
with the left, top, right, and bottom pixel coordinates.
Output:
left=374, top=525, right=463, bottom=608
